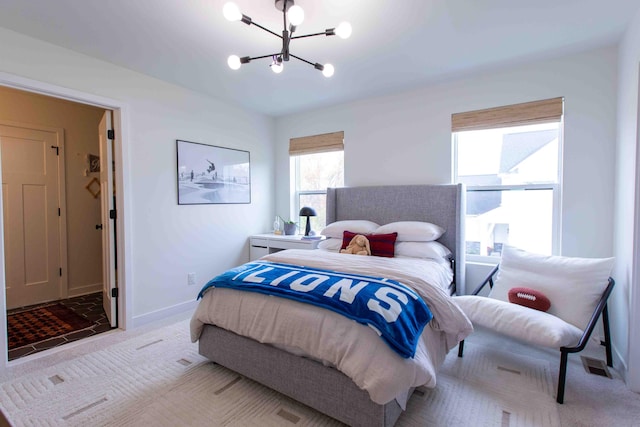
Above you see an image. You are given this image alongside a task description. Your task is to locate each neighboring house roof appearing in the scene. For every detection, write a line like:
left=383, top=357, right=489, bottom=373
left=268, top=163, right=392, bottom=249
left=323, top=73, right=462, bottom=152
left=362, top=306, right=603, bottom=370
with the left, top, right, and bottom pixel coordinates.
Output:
left=464, top=129, right=557, bottom=216
left=466, top=185, right=502, bottom=216
left=499, top=130, right=557, bottom=173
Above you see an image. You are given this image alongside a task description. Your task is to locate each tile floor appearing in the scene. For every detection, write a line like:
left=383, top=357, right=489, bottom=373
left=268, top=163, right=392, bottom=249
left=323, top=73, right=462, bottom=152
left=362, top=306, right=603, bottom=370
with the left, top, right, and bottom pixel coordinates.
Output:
left=7, top=292, right=113, bottom=361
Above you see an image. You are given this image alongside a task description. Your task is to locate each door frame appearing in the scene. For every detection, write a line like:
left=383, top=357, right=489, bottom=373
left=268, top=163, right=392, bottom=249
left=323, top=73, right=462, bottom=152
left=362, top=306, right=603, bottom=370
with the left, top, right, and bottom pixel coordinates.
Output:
left=0, top=71, right=132, bottom=371
left=629, top=63, right=640, bottom=391
left=0, top=121, right=68, bottom=306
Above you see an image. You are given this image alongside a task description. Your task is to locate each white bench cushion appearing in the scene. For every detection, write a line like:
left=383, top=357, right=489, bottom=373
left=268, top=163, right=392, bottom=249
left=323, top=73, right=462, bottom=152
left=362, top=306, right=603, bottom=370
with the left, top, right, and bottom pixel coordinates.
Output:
left=453, top=295, right=583, bottom=348
left=488, top=246, right=614, bottom=331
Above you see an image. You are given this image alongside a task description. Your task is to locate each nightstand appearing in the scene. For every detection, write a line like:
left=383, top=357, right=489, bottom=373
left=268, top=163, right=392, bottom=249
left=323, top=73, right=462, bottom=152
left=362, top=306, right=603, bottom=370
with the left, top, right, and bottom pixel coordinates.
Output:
left=249, top=233, right=323, bottom=261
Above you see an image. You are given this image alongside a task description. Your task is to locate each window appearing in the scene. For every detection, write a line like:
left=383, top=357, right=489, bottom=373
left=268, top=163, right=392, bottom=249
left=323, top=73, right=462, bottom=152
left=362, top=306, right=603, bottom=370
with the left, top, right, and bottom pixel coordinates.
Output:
left=290, top=131, right=344, bottom=233
left=452, top=98, right=563, bottom=260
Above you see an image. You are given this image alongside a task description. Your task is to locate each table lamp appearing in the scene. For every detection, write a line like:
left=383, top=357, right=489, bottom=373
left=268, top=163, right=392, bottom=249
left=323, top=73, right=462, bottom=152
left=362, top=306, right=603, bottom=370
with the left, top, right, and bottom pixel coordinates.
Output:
left=299, top=206, right=317, bottom=236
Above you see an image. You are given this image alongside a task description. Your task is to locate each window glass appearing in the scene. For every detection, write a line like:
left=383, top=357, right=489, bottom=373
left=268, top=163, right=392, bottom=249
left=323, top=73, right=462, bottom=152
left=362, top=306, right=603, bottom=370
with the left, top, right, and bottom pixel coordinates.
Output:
left=454, top=122, right=561, bottom=258
left=295, top=151, right=344, bottom=232
left=299, top=193, right=327, bottom=234
left=297, top=151, right=344, bottom=190
left=457, top=124, right=559, bottom=184
left=466, top=188, right=554, bottom=257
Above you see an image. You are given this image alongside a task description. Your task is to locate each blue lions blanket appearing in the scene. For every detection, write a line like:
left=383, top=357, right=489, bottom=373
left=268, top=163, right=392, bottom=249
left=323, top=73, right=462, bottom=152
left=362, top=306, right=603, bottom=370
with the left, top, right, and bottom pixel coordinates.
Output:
left=197, top=261, right=433, bottom=358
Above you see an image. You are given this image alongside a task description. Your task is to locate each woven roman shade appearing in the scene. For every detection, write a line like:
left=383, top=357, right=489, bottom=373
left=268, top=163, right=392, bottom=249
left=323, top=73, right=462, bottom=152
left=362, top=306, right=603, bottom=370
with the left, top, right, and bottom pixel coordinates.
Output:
left=289, top=131, right=344, bottom=156
left=452, top=97, right=563, bottom=132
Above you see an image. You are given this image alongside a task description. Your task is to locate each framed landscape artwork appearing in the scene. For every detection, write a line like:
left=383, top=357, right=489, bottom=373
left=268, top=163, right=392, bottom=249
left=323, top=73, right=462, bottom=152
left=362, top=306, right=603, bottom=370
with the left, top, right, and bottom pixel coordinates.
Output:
left=176, top=140, right=251, bottom=205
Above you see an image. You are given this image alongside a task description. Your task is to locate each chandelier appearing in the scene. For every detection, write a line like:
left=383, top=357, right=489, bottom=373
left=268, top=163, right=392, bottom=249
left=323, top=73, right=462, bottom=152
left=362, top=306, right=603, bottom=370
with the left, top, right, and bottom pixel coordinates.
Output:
left=223, top=0, right=352, bottom=77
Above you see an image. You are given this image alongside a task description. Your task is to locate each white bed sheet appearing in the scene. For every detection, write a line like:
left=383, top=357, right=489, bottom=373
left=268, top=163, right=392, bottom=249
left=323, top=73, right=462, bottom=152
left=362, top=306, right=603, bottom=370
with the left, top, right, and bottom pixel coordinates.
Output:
left=190, top=249, right=472, bottom=407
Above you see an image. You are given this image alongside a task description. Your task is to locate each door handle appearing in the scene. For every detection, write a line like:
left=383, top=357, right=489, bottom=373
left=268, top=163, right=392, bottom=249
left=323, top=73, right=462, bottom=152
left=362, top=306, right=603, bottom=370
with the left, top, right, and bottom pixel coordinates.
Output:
left=96, top=224, right=103, bottom=230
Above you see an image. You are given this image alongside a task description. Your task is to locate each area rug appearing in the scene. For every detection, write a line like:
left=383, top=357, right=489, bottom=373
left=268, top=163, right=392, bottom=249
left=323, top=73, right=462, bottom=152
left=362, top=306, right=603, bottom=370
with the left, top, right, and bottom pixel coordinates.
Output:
left=0, top=320, right=561, bottom=426
left=7, top=303, right=94, bottom=350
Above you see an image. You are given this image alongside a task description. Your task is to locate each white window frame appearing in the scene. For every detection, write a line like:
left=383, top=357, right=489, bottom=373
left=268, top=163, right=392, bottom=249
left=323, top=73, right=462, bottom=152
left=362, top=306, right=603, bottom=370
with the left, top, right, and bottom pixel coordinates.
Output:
left=452, top=124, right=564, bottom=263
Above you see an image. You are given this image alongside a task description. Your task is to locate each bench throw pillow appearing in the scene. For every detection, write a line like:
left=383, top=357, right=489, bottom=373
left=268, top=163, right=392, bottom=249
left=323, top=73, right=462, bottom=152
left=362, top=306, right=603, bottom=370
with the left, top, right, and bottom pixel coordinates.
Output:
left=488, top=245, right=614, bottom=331
left=508, top=287, right=551, bottom=312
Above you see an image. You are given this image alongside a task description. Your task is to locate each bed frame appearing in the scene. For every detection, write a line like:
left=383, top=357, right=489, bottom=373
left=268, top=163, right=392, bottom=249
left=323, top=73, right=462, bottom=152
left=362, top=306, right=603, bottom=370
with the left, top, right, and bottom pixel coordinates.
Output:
left=199, top=184, right=465, bottom=427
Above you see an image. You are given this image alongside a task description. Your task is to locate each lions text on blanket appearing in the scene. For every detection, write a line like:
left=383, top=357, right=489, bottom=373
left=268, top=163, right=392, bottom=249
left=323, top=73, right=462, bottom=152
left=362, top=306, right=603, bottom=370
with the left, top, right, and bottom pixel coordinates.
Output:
left=197, top=261, right=433, bottom=358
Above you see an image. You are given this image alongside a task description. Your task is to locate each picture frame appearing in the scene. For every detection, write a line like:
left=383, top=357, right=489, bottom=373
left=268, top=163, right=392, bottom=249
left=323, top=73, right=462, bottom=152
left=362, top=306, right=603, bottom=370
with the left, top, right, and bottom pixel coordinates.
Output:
left=176, top=139, right=251, bottom=205
left=88, top=154, right=100, bottom=172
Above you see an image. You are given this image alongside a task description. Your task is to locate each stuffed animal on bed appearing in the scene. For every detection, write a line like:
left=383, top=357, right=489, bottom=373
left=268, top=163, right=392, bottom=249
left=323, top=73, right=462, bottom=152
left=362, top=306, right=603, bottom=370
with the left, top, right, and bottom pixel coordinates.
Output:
left=340, top=234, right=371, bottom=256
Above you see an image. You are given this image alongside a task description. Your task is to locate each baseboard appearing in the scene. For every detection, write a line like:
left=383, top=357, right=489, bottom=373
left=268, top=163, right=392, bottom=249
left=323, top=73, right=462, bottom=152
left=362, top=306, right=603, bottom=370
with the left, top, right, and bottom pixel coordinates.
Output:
left=131, top=299, right=198, bottom=328
left=613, top=342, right=628, bottom=379
left=67, top=283, right=102, bottom=297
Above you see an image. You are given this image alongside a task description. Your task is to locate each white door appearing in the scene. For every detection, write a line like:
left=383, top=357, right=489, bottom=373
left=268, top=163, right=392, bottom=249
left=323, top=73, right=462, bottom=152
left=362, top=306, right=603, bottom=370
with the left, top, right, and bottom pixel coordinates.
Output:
left=99, top=111, right=117, bottom=327
left=0, top=124, right=62, bottom=309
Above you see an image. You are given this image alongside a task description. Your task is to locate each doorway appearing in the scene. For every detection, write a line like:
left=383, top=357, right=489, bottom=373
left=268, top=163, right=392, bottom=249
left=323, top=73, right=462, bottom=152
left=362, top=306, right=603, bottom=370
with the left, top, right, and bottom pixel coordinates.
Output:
left=6, top=292, right=111, bottom=360
left=0, top=83, right=124, bottom=363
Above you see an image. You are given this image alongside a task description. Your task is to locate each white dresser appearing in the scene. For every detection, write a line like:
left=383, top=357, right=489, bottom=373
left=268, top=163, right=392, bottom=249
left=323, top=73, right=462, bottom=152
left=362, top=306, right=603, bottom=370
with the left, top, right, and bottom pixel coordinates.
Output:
left=249, top=233, right=323, bottom=261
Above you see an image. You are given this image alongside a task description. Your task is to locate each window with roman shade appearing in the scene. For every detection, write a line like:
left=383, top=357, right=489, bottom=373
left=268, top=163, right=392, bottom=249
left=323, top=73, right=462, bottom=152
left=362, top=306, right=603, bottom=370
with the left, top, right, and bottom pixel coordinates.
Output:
left=289, top=131, right=344, bottom=233
left=452, top=97, right=564, bottom=259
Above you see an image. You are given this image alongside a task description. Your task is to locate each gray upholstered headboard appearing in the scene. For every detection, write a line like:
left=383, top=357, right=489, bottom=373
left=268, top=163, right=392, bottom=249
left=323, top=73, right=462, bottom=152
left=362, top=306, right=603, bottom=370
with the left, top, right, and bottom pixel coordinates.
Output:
left=326, top=184, right=465, bottom=294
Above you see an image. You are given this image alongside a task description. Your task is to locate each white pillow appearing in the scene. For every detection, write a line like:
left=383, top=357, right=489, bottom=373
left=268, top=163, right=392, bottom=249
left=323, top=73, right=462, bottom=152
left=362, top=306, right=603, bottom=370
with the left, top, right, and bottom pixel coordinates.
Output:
left=453, top=295, right=583, bottom=348
left=321, top=220, right=380, bottom=238
left=395, top=241, right=451, bottom=260
left=317, top=238, right=342, bottom=252
left=488, top=246, right=614, bottom=330
left=374, top=221, right=444, bottom=242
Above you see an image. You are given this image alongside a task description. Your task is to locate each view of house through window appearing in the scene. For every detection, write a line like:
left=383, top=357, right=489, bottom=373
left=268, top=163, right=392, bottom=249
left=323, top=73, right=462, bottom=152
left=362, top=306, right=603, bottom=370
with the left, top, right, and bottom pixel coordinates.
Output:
left=294, top=151, right=344, bottom=233
left=454, top=122, right=561, bottom=258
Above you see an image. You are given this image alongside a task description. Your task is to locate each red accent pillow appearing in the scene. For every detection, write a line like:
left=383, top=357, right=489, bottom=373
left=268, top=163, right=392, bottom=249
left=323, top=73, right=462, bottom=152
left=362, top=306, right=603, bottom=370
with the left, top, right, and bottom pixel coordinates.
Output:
left=342, top=231, right=398, bottom=257
left=508, top=287, right=551, bottom=312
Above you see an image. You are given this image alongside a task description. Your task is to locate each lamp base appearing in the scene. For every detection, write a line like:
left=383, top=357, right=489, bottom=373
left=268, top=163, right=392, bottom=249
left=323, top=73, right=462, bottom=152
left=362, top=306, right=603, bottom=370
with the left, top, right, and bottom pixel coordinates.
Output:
left=304, top=216, right=311, bottom=236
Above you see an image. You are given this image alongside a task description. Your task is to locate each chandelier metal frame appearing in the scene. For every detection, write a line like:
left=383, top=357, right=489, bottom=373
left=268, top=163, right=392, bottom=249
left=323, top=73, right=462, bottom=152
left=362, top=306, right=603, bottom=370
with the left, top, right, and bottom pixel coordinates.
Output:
left=224, top=0, right=351, bottom=77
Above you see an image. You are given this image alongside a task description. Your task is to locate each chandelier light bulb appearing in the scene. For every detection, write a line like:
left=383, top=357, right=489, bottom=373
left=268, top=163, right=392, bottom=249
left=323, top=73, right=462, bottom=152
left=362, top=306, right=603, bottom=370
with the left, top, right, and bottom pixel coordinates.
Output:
left=322, top=64, right=334, bottom=78
left=223, top=2, right=242, bottom=22
left=335, top=22, right=352, bottom=39
left=271, top=62, right=284, bottom=74
left=287, top=5, right=305, bottom=26
left=227, top=55, right=242, bottom=70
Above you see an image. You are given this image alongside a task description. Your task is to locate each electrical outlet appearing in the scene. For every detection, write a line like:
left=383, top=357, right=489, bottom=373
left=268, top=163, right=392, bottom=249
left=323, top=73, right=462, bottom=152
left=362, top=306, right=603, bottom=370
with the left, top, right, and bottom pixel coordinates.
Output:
left=187, top=272, right=196, bottom=286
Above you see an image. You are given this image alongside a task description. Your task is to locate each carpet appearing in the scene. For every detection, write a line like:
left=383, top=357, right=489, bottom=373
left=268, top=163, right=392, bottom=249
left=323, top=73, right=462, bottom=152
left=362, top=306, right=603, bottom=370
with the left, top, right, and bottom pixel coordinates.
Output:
left=7, top=303, right=94, bottom=350
left=0, top=319, right=562, bottom=427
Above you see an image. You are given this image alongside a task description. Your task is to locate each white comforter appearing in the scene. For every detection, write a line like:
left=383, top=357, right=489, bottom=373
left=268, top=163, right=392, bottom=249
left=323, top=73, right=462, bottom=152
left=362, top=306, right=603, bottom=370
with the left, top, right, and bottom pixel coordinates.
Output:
left=190, top=249, right=472, bottom=407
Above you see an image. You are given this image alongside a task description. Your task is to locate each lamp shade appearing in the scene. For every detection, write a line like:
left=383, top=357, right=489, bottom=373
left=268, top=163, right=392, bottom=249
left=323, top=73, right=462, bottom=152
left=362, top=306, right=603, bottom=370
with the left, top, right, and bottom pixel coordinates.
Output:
left=299, top=207, right=317, bottom=217
left=299, top=206, right=317, bottom=236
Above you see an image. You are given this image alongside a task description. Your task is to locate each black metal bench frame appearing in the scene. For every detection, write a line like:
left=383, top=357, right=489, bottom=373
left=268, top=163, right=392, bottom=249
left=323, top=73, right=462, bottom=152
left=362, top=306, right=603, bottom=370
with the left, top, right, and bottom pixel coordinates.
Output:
left=457, top=264, right=614, bottom=403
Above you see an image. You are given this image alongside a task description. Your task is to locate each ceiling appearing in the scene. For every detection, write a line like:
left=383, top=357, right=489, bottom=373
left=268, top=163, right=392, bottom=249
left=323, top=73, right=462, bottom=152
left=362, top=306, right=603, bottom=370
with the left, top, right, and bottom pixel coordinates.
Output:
left=0, top=0, right=638, bottom=117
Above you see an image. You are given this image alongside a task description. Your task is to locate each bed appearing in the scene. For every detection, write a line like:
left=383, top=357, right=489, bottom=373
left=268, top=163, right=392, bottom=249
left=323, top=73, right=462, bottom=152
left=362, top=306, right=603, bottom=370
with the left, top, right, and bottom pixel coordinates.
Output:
left=190, top=184, right=472, bottom=426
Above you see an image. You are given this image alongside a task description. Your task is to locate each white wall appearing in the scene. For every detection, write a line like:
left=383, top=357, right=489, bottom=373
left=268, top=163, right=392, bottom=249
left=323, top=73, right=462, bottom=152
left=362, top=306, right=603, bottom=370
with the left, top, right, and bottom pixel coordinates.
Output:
left=614, top=6, right=640, bottom=391
left=276, top=46, right=617, bottom=258
left=0, top=27, right=275, bottom=324
left=276, top=47, right=617, bottom=257
left=274, top=45, right=619, bottom=339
